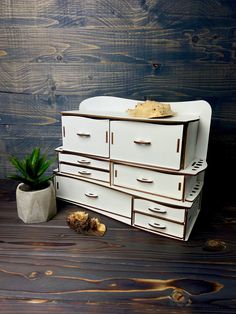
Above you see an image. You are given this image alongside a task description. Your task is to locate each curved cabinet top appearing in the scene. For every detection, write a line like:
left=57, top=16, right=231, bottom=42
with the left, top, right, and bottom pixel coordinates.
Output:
left=61, top=96, right=212, bottom=160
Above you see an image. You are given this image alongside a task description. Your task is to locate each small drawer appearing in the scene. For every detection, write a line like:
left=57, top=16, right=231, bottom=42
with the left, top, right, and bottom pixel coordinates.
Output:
left=134, top=212, right=184, bottom=239
left=58, top=152, right=109, bottom=170
left=133, top=198, right=186, bottom=223
left=113, top=164, right=185, bottom=200
left=59, top=163, right=109, bottom=183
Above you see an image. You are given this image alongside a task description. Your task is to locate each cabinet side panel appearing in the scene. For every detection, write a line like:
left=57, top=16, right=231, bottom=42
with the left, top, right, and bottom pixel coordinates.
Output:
left=184, top=121, right=199, bottom=168
left=184, top=194, right=202, bottom=240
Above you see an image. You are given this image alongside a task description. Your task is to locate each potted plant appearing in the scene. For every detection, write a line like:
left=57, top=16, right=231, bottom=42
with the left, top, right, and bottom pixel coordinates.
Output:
left=9, top=147, right=57, bottom=223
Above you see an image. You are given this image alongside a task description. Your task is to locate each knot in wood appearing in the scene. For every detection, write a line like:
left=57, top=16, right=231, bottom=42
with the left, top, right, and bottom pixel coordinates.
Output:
left=28, top=271, right=40, bottom=280
left=171, top=289, right=191, bottom=305
left=203, top=239, right=226, bottom=252
left=192, top=35, right=199, bottom=43
left=56, top=55, right=63, bottom=61
left=45, top=270, right=53, bottom=276
left=152, top=63, right=160, bottom=69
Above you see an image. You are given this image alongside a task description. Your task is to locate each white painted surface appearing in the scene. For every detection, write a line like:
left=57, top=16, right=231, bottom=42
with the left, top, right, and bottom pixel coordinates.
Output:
left=59, top=163, right=110, bottom=183
left=54, top=170, right=195, bottom=208
left=133, top=198, right=186, bottom=223
left=113, top=164, right=185, bottom=200
left=134, top=212, right=184, bottom=238
left=77, top=204, right=131, bottom=224
left=62, top=116, right=109, bottom=157
left=79, top=96, right=211, bottom=159
left=110, top=121, right=184, bottom=170
left=79, top=96, right=138, bottom=113
left=183, top=121, right=199, bottom=168
left=56, top=175, right=132, bottom=218
left=58, top=152, right=109, bottom=170
left=184, top=195, right=201, bottom=240
left=184, top=175, right=198, bottom=199
left=55, top=96, right=211, bottom=240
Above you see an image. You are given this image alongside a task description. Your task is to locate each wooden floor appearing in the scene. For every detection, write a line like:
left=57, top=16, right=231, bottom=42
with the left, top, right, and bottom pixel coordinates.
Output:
left=0, top=180, right=235, bottom=314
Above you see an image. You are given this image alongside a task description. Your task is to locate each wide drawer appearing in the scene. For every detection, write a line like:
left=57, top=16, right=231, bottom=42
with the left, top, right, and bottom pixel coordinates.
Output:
left=134, top=212, right=184, bottom=238
left=110, top=121, right=184, bottom=170
left=59, top=163, right=109, bottom=183
left=113, top=164, right=185, bottom=200
left=62, top=116, right=109, bottom=157
left=133, top=198, right=186, bottom=223
left=58, top=152, right=109, bottom=170
left=55, top=175, right=132, bottom=218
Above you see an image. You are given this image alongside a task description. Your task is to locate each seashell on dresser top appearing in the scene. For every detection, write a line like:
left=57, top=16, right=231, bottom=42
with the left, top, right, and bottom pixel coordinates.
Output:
left=54, top=96, right=211, bottom=240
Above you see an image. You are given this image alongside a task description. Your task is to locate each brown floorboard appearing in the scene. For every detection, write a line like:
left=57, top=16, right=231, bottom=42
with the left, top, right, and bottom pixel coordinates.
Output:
left=0, top=180, right=235, bottom=313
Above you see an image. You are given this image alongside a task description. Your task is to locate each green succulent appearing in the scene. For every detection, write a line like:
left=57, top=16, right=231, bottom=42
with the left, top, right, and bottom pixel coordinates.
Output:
left=9, top=147, right=53, bottom=191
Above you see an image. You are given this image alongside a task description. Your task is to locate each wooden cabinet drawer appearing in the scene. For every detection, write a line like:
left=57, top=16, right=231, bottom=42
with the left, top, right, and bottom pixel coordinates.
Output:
left=59, top=163, right=109, bottom=183
left=55, top=175, right=132, bottom=218
left=133, top=198, right=186, bottom=223
left=113, top=164, right=185, bottom=200
left=134, top=212, right=184, bottom=238
left=110, top=121, right=184, bottom=170
left=110, top=120, right=199, bottom=170
left=62, top=116, right=109, bottom=157
left=58, top=152, right=109, bottom=170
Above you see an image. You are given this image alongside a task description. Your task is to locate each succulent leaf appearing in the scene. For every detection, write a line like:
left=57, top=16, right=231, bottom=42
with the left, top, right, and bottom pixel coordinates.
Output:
left=9, top=148, right=53, bottom=190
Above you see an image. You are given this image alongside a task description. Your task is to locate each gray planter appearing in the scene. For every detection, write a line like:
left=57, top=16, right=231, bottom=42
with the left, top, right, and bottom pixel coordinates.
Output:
left=16, top=181, right=57, bottom=223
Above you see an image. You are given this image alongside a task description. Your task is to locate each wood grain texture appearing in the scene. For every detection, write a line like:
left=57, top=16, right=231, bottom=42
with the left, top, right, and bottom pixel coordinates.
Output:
left=0, top=181, right=235, bottom=313
left=0, top=26, right=235, bottom=64
left=0, top=62, right=235, bottom=98
left=0, top=0, right=236, bottom=207
left=0, top=0, right=235, bottom=28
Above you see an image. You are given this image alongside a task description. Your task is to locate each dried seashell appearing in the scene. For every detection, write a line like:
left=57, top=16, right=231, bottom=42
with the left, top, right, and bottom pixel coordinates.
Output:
left=127, top=100, right=174, bottom=118
left=67, top=211, right=106, bottom=236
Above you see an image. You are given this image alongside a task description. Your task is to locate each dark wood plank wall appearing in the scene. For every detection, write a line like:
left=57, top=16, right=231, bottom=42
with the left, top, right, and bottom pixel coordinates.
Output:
left=0, top=0, right=235, bottom=206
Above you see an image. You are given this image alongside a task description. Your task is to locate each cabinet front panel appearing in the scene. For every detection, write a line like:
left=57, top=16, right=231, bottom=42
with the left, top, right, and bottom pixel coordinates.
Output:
left=62, top=116, right=109, bottom=157
left=113, top=164, right=184, bottom=200
left=56, top=175, right=132, bottom=218
left=58, top=153, right=109, bottom=170
left=59, top=163, right=109, bottom=183
left=133, top=198, right=186, bottom=223
left=134, top=213, right=184, bottom=238
left=110, top=121, right=183, bottom=170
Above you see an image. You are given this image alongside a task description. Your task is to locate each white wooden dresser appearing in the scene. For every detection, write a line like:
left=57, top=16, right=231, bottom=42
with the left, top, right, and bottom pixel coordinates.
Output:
left=54, top=96, right=211, bottom=240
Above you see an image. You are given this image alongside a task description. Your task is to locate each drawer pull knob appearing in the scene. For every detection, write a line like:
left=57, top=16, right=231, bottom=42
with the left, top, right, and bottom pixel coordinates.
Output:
left=85, top=192, right=98, bottom=198
left=77, top=132, right=91, bottom=137
left=78, top=159, right=91, bottom=165
left=148, top=222, right=166, bottom=229
left=134, top=140, right=151, bottom=145
left=148, top=207, right=166, bottom=214
left=137, top=178, right=153, bottom=183
left=78, top=171, right=91, bottom=175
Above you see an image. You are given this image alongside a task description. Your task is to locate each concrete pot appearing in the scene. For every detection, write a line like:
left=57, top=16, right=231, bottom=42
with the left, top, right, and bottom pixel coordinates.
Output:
left=16, top=181, right=57, bottom=223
